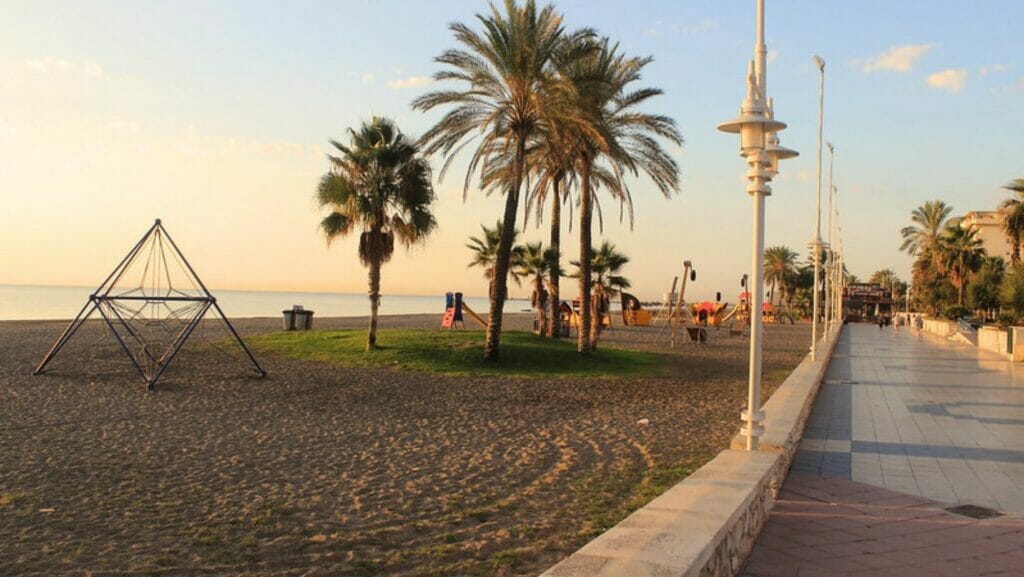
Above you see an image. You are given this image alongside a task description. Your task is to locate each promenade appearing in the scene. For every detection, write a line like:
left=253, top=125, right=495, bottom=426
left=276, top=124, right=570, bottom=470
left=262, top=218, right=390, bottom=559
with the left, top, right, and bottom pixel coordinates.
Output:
left=741, top=323, right=1024, bottom=576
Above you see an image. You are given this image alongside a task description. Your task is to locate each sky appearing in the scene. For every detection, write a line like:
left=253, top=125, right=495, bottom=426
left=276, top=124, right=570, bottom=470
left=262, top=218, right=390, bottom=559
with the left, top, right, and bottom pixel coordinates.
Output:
left=1, top=0, right=1022, bottom=302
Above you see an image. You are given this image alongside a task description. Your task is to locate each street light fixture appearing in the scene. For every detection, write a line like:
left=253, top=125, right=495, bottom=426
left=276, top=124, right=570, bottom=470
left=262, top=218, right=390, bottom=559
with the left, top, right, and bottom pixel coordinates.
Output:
left=717, top=0, right=796, bottom=451
left=810, top=54, right=825, bottom=360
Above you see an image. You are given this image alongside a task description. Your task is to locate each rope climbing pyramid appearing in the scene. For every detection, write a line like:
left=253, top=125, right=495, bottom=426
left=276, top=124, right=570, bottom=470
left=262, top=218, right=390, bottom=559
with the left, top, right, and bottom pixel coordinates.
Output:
left=34, top=219, right=267, bottom=391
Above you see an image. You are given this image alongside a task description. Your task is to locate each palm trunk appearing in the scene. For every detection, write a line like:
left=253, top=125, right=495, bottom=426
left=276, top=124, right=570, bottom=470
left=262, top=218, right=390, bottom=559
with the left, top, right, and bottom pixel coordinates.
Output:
left=484, top=136, right=526, bottom=361
left=535, top=281, right=548, bottom=336
left=367, top=258, right=382, bottom=351
left=1014, top=235, right=1020, bottom=266
left=578, top=159, right=593, bottom=354
left=547, top=177, right=562, bottom=338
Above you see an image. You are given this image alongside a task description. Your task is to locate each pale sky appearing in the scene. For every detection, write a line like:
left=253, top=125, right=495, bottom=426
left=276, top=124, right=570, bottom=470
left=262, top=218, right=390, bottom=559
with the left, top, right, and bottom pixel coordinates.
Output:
left=1, top=1, right=1021, bottom=302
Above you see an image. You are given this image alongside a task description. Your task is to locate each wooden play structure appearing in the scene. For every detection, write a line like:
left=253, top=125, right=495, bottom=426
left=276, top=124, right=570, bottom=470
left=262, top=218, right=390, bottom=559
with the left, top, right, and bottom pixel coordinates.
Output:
left=565, top=297, right=611, bottom=334
left=620, top=292, right=652, bottom=326
left=441, top=292, right=487, bottom=329
left=654, top=260, right=701, bottom=347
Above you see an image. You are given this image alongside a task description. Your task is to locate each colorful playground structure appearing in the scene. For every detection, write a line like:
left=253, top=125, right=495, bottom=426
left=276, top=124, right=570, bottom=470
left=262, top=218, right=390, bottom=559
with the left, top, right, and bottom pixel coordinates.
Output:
left=440, top=292, right=487, bottom=329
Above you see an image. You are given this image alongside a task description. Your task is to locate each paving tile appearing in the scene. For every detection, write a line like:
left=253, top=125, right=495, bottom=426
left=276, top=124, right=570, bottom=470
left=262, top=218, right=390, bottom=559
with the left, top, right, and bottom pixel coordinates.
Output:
left=741, top=325, right=1024, bottom=577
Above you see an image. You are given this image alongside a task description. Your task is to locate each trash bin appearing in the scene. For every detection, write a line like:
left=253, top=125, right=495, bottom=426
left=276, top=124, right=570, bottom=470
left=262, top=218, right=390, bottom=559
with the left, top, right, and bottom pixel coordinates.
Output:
left=282, top=309, right=297, bottom=331
left=295, top=309, right=314, bottom=330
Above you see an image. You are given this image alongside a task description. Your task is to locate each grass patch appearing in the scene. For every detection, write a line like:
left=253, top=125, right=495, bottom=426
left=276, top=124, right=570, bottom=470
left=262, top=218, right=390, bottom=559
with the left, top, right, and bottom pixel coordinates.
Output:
left=249, top=329, right=669, bottom=378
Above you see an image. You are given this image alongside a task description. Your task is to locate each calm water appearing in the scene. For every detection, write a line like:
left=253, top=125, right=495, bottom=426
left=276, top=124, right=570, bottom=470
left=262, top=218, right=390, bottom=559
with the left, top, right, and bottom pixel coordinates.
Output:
left=0, top=285, right=532, bottom=321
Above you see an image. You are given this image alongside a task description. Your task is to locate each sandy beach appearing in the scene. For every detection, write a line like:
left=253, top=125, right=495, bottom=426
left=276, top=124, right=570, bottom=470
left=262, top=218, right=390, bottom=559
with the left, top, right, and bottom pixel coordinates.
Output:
left=1, top=314, right=810, bottom=577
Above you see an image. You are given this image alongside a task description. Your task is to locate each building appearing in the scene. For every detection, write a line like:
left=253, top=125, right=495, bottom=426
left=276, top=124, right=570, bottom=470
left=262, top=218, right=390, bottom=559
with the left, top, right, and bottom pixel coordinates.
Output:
left=961, top=210, right=1011, bottom=261
left=842, top=283, right=895, bottom=322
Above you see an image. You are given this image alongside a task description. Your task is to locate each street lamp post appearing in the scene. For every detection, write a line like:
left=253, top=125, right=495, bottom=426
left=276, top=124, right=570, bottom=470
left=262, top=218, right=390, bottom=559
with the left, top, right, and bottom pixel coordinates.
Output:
left=824, top=142, right=835, bottom=334
left=810, top=55, right=825, bottom=360
left=718, top=0, right=796, bottom=451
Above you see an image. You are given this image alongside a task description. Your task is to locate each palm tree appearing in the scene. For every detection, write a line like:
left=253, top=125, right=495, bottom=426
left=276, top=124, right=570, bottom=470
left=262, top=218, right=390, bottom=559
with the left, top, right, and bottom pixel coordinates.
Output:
left=466, top=221, right=525, bottom=299
left=900, top=200, right=954, bottom=257
left=565, top=39, right=682, bottom=352
left=571, top=241, right=630, bottom=332
left=999, top=179, right=1024, bottom=265
left=846, top=274, right=860, bottom=285
left=938, top=223, right=986, bottom=306
left=517, top=242, right=557, bottom=335
left=317, top=117, right=436, bottom=350
left=413, top=0, right=588, bottom=361
left=763, top=246, right=799, bottom=305
left=869, top=268, right=899, bottom=290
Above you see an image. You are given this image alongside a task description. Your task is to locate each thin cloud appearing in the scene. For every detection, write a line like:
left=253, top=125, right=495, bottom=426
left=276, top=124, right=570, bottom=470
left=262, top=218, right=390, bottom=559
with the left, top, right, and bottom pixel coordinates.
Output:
left=926, top=68, right=968, bottom=93
left=767, top=50, right=778, bottom=64
left=979, top=64, right=1008, bottom=77
left=361, top=73, right=375, bottom=84
left=852, top=44, right=935, bottom=73
left=386, top=76, right=431, bottom=89
left=24, top=56, right=104, bottom=78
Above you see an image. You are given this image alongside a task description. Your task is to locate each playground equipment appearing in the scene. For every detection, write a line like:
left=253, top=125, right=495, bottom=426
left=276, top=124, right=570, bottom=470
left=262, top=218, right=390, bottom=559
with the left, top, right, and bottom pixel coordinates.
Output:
left=650, top=277, right=679, bottom=327
left=654, top=260, right=697, bottom=347
left=690, top=301, right=729, bottom=327
left=620, top=292, right=652, bottom=326
left=33, top=219, right=266, bottom=391
left=441, top=292, right=487, bottom=329
left=566, top=297, right=611, bottom=333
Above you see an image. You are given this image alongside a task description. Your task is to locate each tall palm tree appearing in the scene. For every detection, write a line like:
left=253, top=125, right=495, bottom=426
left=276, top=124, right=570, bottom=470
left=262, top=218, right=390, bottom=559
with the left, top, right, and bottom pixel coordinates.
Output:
left=413, top=0, right=588, bottom=361
left=900, top=200, right=954, bottom=257
left=938, top=223, right=986, bottom=306
left=999, top=179, right=1024, bottom=265
left=466, top=221, right=525, bottom=299
left=317, top=117, right=436, bottom=350
left=763, top=246, right=799, bottom=306
left=516, top=242, right=557, bottom=335
left=565, top=39, right=682, bottom=352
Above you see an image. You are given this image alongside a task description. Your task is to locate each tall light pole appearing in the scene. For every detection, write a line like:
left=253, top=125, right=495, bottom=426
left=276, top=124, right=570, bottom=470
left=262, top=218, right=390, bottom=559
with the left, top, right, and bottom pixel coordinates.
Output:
left=810, top=55, right=825, bottom=360
left=718, top=0, right=796, bottom=451
left=824, top=142, right=835, bottom=333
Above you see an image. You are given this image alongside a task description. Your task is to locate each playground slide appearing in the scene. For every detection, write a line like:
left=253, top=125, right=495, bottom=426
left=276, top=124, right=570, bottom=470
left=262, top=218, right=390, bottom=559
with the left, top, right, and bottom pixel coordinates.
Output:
left=460, top=302, right=488, bottom=328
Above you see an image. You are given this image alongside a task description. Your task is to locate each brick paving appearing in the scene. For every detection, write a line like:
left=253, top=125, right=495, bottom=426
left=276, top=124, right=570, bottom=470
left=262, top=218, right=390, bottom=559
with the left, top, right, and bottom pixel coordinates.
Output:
left=740, top=475, right=1024, bottom=576
left=741, top=325, right=1024, bottom=576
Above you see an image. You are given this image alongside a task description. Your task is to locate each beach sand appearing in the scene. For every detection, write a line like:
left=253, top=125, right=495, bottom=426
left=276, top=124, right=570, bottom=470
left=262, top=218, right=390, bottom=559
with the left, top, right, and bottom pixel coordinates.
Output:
left=0, top=314, right=810, bottom=576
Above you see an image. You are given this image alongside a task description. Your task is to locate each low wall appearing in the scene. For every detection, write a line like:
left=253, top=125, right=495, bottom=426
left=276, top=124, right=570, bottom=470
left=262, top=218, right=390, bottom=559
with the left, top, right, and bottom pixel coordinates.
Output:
left=921, top=318, right=956, bottom=338
left=978, top=326, right=1010, bottom=358
left=540, top=326, right=843, bottom=577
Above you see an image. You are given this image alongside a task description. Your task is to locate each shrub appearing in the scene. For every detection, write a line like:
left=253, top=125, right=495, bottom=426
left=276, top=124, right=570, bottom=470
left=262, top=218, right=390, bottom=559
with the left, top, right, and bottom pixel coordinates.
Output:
left=943, top=305, right=969, bottom=320
left=1000, top=265, right=1024, bottom=320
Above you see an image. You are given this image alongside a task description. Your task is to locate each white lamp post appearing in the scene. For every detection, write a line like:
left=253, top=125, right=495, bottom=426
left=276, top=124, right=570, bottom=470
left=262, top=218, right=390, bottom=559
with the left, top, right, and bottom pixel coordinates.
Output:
left=824, top=142, right=835, bottom=333
left=718, top=0, right=796, bottom=451
left=810, top=55, right=825, bottom=359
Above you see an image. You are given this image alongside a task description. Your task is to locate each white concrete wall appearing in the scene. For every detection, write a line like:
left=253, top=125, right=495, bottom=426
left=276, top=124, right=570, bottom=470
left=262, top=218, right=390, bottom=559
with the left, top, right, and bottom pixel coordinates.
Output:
left=978, top=326, right=1010, bottom=357
left=921, top=318, right=956, bottom=338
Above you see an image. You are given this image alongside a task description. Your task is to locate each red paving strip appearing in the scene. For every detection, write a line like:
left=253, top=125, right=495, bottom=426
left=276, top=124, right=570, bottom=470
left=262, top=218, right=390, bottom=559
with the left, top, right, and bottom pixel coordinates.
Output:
left=739, top=475, right=1024, bottom=577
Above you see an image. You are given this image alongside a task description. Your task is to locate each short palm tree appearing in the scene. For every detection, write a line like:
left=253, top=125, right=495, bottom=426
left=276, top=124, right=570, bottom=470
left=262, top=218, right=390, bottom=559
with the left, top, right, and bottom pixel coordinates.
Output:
left=900, top=200, right=954, bottom=258
left=414, top=0, right=589, bottom=361
left=999, top=179, right=1024, bottom=265
left=466, top=221, right=525, bottom=299
left=317, top=117, right=436, bottom=350
left=516, top=242, right=558, bottom=335
left=571, top=241, right=630, bottom=332
left=763, top=246, right=799, bottom=305
left=938, top=223, right=986, bottom=306
left=565, top=38, right=682, bottom=352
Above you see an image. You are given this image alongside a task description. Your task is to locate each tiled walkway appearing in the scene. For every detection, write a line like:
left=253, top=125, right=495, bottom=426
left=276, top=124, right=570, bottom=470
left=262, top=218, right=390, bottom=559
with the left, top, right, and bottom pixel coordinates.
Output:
left=742, top=324, right=1024, bottom=576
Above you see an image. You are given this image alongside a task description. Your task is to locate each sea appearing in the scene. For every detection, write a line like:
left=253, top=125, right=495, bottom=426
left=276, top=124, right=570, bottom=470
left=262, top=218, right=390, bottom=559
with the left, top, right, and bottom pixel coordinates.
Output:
left=0, top=284, right=534, bottom=321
